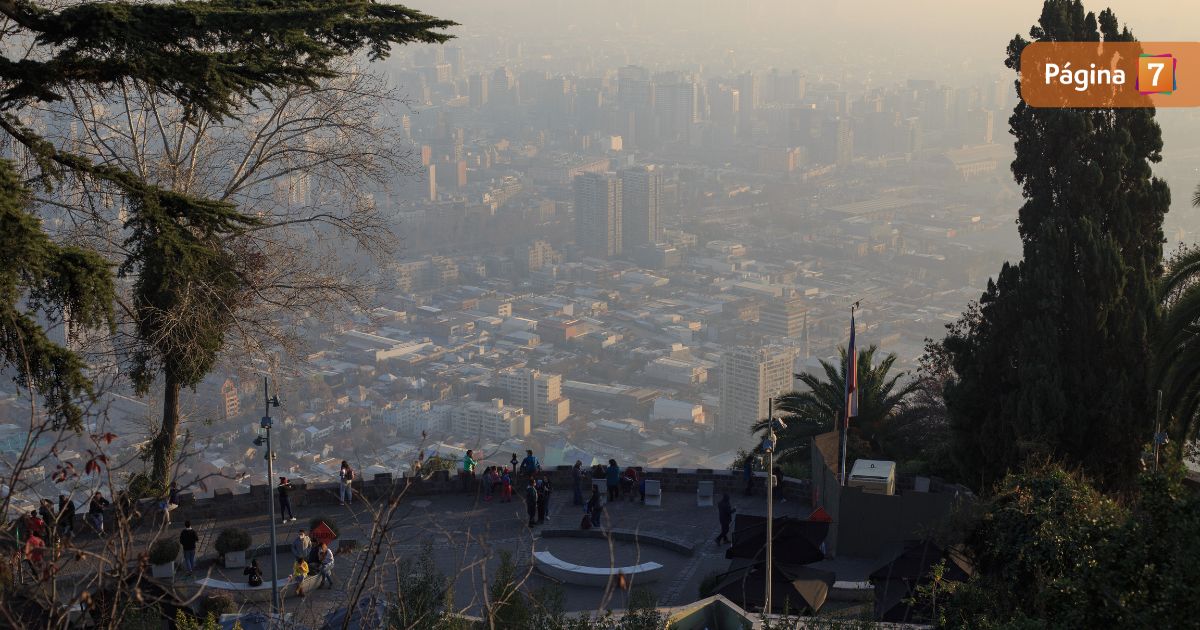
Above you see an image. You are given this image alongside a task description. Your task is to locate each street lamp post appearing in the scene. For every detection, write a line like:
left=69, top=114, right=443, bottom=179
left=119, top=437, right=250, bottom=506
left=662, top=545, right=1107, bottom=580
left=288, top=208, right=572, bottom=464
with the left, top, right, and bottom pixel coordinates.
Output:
left=255, top=376, right=283, bottom=613
left=761, top=397, right=786, bottom=616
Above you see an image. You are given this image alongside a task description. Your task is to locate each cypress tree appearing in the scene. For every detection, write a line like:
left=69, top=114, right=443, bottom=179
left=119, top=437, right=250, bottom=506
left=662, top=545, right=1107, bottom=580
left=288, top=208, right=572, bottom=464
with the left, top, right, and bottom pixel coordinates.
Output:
left=941, top=0, right=1170, bottom=491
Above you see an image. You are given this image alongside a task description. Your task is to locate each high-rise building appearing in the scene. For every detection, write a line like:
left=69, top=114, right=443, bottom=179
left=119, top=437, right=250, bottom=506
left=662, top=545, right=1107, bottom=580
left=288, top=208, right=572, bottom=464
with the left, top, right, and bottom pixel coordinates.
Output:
left=760, top=296, right=808, bottom=338
left=495, top=368, right=570, bottom=427
left=718, top=346, right=798, bottom=438
left=737, top=72, right=760, bottom=138
left=620, top=165, right=661, bottom=250
left=469, top=73, right=488, bottom=108
left=221, top=378, right=239, bottom=420
left=574, top=171, right=622, bottom=257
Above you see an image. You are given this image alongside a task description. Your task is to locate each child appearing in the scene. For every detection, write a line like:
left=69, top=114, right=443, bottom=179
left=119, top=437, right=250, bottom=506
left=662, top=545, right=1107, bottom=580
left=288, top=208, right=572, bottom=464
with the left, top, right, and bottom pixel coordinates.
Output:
left=292, top=557, right=309, bottom=597
left=501, top=468, right=513, bottom=502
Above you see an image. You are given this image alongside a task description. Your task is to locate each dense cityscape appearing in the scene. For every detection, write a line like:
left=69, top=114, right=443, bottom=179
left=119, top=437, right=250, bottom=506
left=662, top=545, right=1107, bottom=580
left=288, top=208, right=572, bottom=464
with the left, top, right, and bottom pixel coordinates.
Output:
left=4, top=1, right=1200, bottom=628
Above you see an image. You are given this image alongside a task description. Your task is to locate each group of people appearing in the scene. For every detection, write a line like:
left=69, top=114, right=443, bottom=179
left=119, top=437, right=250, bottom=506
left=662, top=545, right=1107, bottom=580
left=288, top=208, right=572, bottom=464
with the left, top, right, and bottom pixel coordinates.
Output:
left=289, top=528, right=337, bottom=595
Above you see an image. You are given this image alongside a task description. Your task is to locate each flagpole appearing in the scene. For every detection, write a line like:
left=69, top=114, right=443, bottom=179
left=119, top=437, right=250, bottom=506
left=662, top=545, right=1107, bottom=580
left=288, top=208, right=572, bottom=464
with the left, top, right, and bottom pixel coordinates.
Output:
left=840, top=302, right=858, bottom=486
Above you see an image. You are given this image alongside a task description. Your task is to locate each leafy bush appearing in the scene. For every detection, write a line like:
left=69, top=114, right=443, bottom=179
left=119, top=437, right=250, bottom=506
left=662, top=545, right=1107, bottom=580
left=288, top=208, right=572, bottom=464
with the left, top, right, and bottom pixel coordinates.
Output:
left=149, top=538, right=179, bottom=565
left=213, top=528, right=251, bottom=554
left=198, top=593, right=235, bottom=618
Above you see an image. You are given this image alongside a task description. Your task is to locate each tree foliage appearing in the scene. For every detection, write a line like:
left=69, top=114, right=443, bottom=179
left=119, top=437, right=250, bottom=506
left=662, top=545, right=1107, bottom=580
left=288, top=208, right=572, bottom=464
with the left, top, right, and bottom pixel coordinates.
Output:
left=0, top=0, right=453, bottom=484
left=1155, top=243, right=1200, bottom=453
left=751, top=345, right=920, bottom=466
left=939, top=0, right=1170, bottom=491
left=943, top=466, right=1200, bottom=628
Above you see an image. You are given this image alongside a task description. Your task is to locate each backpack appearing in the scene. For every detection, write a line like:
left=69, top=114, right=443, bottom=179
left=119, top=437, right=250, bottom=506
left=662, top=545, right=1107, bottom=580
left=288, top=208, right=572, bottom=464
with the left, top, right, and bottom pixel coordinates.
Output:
left=345, top=467, right=354, bottom=481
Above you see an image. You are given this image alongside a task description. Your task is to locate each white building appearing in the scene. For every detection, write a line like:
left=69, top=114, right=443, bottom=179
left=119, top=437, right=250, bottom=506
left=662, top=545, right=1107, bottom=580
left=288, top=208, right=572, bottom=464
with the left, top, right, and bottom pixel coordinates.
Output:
left=645, top=357, right=708, bottom=385
left=718, top=345, right=798, bottom=440
left=495, top=368, right=571, bottom=427
left=651, top=398, right=705, bottom=424
left=451, top=398, right=530, bottom=442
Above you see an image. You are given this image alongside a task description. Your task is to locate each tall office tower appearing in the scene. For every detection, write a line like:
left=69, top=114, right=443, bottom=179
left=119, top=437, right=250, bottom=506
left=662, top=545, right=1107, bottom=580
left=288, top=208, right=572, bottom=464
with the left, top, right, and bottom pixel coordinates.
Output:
left=737, top=71, right=760, bottom=139
left=760, top=296, right=808, bottom=338
left=574, top=171, right=622, bottom=258
left=444, top=46, right=464, bottom=77
left=653, top=76, right=699, bottom=142
left=718, top=346, right=799, bottom=438
left=469, top=72, right=489, bottom=108
left=426, top=163, right=437, bottom=201
left=491, top=66, right=516, bottom=107
left=495, top=368, right=571, bottom=427
left=820, top=117, right=854, bottom=166
left=620, top=165, right=662, bottom=249
left=618, top=65, right=654, bottom=147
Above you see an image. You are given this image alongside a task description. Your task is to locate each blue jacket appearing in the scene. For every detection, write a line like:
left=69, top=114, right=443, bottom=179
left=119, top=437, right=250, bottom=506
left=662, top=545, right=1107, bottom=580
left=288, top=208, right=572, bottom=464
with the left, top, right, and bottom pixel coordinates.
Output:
left=520, top=455, right=540, bottom=473
left=606, top=464, right=620, bottom=485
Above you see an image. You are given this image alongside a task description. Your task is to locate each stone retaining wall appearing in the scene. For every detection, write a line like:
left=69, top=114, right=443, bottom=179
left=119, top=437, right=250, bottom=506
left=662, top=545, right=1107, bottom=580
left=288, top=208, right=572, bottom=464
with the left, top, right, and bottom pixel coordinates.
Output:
left=154, top=467, right=813, bottom=524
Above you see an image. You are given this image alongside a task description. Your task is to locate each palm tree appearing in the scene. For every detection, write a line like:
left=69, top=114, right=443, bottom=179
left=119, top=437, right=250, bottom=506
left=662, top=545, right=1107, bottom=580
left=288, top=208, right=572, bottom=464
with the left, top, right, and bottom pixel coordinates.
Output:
left=750, top=345, right=920, bottom=465
left=1154, top=187, right=1200, bottom=452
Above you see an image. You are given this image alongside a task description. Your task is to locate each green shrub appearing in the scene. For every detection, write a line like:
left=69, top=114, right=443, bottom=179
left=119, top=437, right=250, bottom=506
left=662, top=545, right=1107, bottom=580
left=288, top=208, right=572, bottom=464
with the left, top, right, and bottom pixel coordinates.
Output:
left=698, top=571, right=720, bottom=600
left=213, top=528, right=251, bottom=554
left=198, top=593, right=235, bottom=618
left=149, top=538, right=179, bottom=565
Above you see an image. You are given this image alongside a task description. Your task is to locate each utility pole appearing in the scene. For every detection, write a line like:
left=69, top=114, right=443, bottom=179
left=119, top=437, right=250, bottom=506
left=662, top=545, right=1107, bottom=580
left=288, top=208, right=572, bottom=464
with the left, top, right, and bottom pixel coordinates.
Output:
left=257, top=376, right=282, bottom=612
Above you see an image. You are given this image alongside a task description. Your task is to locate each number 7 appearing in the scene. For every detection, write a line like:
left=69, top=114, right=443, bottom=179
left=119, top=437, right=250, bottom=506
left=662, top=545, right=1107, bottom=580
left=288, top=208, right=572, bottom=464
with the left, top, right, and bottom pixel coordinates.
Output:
left=1149, top=62, right=1165, bottom=85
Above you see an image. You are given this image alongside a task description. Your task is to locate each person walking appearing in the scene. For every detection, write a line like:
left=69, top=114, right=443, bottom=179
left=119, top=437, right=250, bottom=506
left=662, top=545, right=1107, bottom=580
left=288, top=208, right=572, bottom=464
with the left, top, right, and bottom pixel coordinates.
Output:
left=339, top=461, right=354, bottom=505
left=292, top=529, right=312, bottom=564
left=519, top=450, right=540, bottom=478
left=278, top=477, right=296, bottom=522
left=57, top=495, right=75, bottom=540
left=317, top=542, right=335, bottom=589
left=536, top=475, right=552, bottom=524
left=743, top=457, right=755, bottom=496
left=715, top=494, right=736, bottom=544
left=586, top=486, right=603, bottom=528
left=180, top=520, right=199, bottom=575
left=87, top=492, right=109, bottom=538
left=606, top=459, right=621, bottom=502
left=571, top=460, right=584, bottom=506
left=524, top=477, right=538, bottom=526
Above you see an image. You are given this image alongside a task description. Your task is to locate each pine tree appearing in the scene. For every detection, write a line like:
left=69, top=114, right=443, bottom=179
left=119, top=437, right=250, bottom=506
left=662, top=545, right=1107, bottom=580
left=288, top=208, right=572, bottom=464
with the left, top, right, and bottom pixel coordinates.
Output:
left=0, top=0, right=453, bottom=484
left=940, top=0, right=1170, bottom=490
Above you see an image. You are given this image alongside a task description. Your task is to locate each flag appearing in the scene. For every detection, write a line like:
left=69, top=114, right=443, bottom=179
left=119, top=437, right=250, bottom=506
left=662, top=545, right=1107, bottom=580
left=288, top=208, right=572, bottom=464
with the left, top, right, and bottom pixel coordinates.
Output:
left=845, top=311, right=858, bottom=428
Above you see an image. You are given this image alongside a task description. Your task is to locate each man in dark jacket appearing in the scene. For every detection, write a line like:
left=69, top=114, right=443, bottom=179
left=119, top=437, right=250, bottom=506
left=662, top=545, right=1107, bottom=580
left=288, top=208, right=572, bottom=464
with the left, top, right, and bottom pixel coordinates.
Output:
left=715, top=494, right=736, bottom=544
left=180, top=520, right=200, bottom=575
left=278, top=477, right=296, bottom=523
left=57, top=495, right=75, bottom=540
left=536, top=476, right=552, bottom=524
left=524, top=478, right=539, bottom=526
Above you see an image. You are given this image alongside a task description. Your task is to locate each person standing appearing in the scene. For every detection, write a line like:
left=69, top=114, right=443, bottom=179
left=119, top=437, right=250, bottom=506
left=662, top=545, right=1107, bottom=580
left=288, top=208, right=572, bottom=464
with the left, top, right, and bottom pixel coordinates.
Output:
left=536, top=475, right=552, bottom=524
left=57, top=495, right=75, bottom=540
left=162, top=481, right=180, bottom=524
left=292, top=528, right=312, bottom=565
left=317, top=542, right=335, bottom=589
left=88, top=492, right=109, bottom=538
left=586, top=486, right=603, bottom=528
left=39, top=499, right=56, bottom=546
left=519, top=450, right=540, bottom=478
left=462, top=449, right=477, bottom=491
left=482, top=467, right=494, bottom=502
left=23, top=529, right=46, bottom=582
left=621, top=466, right=638, bottom=502
left=180, top=520, right=199, bottom=575
left=715, top=494, right=736, bottom=544
left=339, top=461, right=354, bottom=505
left=501, top=468, right=513, bottom=502
left=278, top=477, right=296, bottom=523
left=524, top=477, right=538, bottom=526
left=571, top=460, right=584, bottom=506
left=606, top=459, right=621, bottom=502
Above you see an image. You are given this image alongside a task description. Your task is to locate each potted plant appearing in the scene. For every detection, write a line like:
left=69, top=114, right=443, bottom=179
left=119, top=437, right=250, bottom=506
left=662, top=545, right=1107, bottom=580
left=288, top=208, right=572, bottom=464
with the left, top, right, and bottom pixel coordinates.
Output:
left=214, top=527, right=252, bottom=568
left=199, top=593, right=235, bottom=619
left=149, top=538, right=179, bottom=579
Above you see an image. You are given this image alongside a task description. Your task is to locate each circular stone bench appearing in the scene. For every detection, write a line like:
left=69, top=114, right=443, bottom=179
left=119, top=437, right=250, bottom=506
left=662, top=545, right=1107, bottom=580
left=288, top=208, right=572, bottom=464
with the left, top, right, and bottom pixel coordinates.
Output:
left=192, top=575, right=321, bottom=602
left=538, top=527, right=696, bottom=556
left=532, top=550, right=663, bottom=587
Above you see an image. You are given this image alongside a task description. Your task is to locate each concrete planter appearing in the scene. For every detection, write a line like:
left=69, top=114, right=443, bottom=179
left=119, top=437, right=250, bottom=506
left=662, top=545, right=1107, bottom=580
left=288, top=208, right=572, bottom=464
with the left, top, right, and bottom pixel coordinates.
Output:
left=151, top=562, right=174, bottom=579
left=224, top=550, right=247, bottom=569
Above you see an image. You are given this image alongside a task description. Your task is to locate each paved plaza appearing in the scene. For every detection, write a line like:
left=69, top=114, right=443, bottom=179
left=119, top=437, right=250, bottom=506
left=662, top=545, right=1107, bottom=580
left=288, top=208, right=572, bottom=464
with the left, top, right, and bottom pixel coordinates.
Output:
left=54, top=487, right=821, bottom=625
